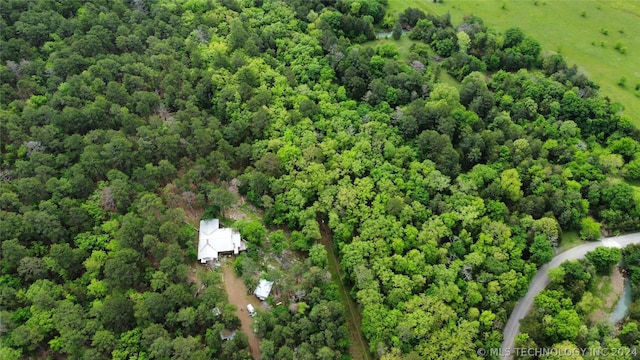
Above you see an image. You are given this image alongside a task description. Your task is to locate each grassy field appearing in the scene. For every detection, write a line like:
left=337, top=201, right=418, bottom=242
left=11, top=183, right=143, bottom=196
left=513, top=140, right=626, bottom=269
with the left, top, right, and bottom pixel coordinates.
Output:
left=369, top=34, right=416, bottom=58
left=558, top=230, right=585, bottom=253
left=387, top=0, right=640, bottom=127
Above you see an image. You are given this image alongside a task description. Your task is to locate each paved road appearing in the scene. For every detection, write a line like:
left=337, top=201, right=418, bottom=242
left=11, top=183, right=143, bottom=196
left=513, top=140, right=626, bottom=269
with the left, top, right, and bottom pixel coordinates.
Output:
left=500, top=232, right=640, bottom=360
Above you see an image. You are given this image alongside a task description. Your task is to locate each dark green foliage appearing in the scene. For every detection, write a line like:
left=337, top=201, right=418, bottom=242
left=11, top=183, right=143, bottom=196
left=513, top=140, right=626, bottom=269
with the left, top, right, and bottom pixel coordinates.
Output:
left=101, top=293, right=136, bottom=335
left=0, top=1, right=257, bottom=357
left=392, top=21, right=403, bottom=40
left=399, top=7, right=427, bottom=28
left=529, top=234, right=554, bottom=266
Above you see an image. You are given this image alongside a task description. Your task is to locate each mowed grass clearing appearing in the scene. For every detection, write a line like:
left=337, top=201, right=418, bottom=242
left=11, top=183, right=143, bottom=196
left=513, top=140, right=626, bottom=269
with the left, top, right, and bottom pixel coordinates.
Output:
left=387, top=0, right=640, bottom=127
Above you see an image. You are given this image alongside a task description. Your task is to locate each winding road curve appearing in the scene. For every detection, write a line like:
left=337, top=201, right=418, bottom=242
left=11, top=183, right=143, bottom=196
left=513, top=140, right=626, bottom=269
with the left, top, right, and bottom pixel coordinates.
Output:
left=500, top=232, right=640, bottom=360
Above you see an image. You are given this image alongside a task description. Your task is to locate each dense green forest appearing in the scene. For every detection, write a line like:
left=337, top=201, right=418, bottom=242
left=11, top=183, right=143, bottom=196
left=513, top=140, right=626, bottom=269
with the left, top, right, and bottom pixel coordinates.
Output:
left=1, top=0, right=640, bottom=359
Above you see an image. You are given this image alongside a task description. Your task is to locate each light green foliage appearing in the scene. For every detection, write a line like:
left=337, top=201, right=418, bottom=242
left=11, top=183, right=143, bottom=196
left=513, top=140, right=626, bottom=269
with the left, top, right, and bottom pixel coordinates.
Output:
left=533, top=217, right=560, bottom=246
left=540, top=340, right=584, bottom=360
left=268, top=230, right=287, bottom=254
left=547, top=309, right=581, bottom=342
left=0, top=347, right=22, bottom=360
left=575, top=291, right=601, bottom=315
left=500, top=168, right=524, bottom=202
left=623, top=157, right=640, bottom=179
left=579, top=217, right=601, bottom=241
left=73, top=232, right=110, bottom=251
left=308, top=244, right=329, bottom=268
left=456, top=31, right=471, bottom=54
left=236, top=220, right=267, bottom=246
left=548, top=267, right=565, bottom=284
left=87, top=279, right=108, bottom=299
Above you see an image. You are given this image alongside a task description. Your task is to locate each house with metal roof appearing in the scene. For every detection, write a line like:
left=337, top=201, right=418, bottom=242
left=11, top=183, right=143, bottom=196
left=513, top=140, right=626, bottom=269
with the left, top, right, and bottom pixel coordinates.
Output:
left=198, top=219, right=246, bottom=263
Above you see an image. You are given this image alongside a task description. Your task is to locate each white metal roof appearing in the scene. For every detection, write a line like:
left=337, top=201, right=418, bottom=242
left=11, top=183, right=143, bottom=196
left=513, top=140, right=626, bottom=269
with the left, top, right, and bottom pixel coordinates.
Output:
left=198, top=219, right=246, bottom=263
left=254, top=279, right=274, bottom=300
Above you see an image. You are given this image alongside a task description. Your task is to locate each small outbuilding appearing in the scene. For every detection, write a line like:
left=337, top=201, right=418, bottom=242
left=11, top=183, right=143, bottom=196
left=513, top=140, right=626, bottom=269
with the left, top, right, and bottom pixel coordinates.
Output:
left=198, top=219, right=246, bottom=263
left=254, top=279, right=274, bottom=301
left=219, top=329, right=235, bottom=341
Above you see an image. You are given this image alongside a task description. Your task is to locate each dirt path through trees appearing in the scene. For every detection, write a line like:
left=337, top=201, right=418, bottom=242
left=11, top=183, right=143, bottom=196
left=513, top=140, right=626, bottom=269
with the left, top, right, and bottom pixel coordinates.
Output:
left=222, top=263, right=261, bottom=360
left=319, top=221, right=372, bottom=360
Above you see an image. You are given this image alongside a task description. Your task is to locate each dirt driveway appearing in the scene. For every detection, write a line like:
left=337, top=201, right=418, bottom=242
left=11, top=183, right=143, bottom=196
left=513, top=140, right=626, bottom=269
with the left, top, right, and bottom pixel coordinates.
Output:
left=222, top=263, right=262, bottom=360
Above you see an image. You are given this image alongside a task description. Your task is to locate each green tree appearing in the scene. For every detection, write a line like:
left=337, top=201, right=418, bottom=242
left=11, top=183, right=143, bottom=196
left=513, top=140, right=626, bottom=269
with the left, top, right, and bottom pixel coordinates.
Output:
left=540, top=340, right=584, bottom=360
left=308, top=243, right=329, bottom=268
left=392, top=22, right=402, bottom=40
left=547, top=309, right=581, bottom=343
left=17, top=257, right=47, bottom=282
left=500, top=168, right=523, bottom=202
left=207, top=186, right=236, bottom=218
left=530, top=234, right=554, bottom=265
left=579, top=217, right=601, bottom=241
left=101, top=293, right=135, bottom=335
left=237, top=220, right=266, bottom=247
left=457, top=31, right=471, bottom=54
left=269, top=230, right=287, bottom=254
left=1, top=239, right=29, bottom=273
left=585, top=247, right=622, bottom=274
left=172, top=335, right=208, bottom=360
left=623, top=157, right=640, bottom=180
left=104, top=248, right=141, bottom=290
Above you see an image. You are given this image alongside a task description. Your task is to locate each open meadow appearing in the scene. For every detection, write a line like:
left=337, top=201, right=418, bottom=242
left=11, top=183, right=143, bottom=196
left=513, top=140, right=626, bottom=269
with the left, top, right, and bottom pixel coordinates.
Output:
left=388, top=0, right=640, bottom=127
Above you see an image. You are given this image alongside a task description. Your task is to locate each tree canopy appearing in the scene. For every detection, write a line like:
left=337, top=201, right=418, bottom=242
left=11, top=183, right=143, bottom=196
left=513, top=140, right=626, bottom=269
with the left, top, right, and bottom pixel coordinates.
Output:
left=1, top=0, right=639, bottom=359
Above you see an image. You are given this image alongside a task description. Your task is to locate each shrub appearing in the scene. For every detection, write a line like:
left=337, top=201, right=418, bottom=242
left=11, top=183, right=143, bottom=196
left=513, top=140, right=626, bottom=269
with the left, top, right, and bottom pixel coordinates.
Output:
left=614, top=41, right=627, bottom=54
left=580, top=217, right=601, bottom=241
left=392, top=22, right=402, bottom=40
left=618, top=77, right=627, bottom=87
